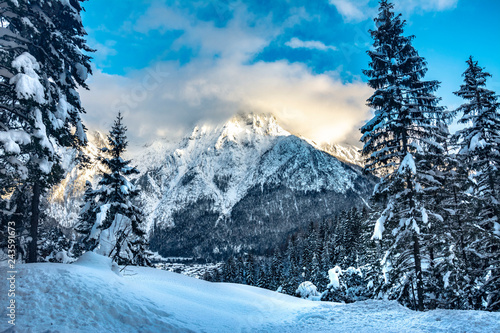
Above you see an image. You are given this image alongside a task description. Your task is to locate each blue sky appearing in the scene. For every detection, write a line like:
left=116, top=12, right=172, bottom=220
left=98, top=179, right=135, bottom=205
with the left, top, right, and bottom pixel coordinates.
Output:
left=79, top=0, right=500, bottom=147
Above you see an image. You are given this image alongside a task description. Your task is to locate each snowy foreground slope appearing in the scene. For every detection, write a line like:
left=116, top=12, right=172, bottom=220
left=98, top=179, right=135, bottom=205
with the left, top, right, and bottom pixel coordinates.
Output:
left=2, top=253, right=500, bottom=333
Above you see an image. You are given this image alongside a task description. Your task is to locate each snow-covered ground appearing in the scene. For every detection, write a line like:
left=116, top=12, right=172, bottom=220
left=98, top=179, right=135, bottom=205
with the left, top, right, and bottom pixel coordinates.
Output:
left=1, top=253, right=499, bottom=333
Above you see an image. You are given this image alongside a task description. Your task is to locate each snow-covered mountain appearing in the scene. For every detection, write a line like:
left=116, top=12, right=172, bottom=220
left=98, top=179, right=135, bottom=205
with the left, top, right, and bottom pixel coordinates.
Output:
left=135, top=113, right=376, bottom=259
left=46, top=113, right=375, bottom=259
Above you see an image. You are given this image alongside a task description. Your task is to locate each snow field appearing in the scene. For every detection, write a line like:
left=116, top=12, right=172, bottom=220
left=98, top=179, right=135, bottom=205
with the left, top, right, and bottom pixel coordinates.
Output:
left=1, top=252, right=499, bottom=333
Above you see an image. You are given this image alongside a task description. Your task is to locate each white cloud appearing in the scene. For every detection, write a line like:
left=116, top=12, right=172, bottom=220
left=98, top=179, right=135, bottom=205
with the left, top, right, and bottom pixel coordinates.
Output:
left=80, top=2, right=372, bottom=152
left=285, top=37, right=337, bottom=51
left=84, top=38, right=117, bottom=69
left=329, top=0, right=459, bottom=23
left=81, top=58, right=371, bottom=152
left=132, top=2, right=304, bottom=62
left=329, top=0, right=371, bottom=22
left=398, top=0, right=458, bottom=13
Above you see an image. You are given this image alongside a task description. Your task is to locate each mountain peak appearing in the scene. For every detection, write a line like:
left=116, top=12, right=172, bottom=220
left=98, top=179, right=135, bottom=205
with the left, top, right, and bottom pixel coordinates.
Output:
left=224, top=112, right=290, bottom=137
left=186, top=113, right=290, bottom=151
left=214, top=113, right=289, bottom=150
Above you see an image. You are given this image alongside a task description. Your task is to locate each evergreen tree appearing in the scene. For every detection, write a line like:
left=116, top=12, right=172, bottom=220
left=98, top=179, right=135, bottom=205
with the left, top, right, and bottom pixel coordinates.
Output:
left=362, top=0, right=447, bottom=311
left=246, top=254, right=256, bottom=286
left=352, top=205, right=387, bottom=300
left=452, top=56, right=500, bottom=310
left=302, top=224, right=319, bottom=281
left=77, top=113, right=149, bottom=266
left=222, top=256, right=237, bottom=282
left=0, top=0, right=92, bottom=262
left=425, top=138, right=477, bottom=309
left=342, top=207, right=364, bottom=268
left=310, top=252, right=324, bottom=288
left=37, top=222, right=72, bottom=263
left=74, top=181, right=98, bottom=254
left=269, top=251, right=282, bottom=291
left=256, top=263, right=269, bottom=289
left=320, top=238, right=332, bottom=273
left=332, top=210, right=347, bottom=266
left=235, top=255, right=246, bottom=284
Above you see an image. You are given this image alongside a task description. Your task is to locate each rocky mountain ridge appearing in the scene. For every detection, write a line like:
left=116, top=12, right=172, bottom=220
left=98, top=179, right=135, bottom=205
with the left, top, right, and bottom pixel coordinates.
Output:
left=46, top=113, right=375, bottom=260
left=134, top=113, right=375, bottom=259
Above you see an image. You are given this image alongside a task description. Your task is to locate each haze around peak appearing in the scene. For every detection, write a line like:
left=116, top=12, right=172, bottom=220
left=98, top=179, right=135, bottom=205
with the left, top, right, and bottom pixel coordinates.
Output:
left=80, top=63, right=371, bottom=155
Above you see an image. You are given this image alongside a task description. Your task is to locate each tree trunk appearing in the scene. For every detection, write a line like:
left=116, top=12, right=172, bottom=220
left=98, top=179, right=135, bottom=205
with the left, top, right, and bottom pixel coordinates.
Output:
left=413, top=234, right=424, bottom=311
left=428, top=246, right=437, bottom=310
left=27, top=182, right=41, bottom=263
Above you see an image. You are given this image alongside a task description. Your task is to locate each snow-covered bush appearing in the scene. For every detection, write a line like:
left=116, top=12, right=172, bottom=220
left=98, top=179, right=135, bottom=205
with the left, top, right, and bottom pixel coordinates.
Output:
left=321, top=266, right=370, bottom=303
left=322, top=266, right=346, bottom=302
left=343, top=267, right=369, bottom=302
left=328, top=266, right=342, bottom=289
left=296, top=281, right=321, bottom=300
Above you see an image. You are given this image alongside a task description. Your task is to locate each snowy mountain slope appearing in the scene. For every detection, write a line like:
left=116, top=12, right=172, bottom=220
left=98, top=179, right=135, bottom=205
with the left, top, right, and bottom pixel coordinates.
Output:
left=2, top=253, right=499, bottom=333
left=45, top=131, right=110, bottom=228
left=318, top=142, right=364, bottom=167
left=136, top=114, right=293, bottom=224
left=136, top=113, right=376, bottom=259
left=139, top=114, right=360, bottom=226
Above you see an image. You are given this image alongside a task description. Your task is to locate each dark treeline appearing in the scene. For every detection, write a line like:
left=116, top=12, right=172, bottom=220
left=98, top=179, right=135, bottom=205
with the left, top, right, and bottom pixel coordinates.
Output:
left=207, top=207, right=380, bottom=303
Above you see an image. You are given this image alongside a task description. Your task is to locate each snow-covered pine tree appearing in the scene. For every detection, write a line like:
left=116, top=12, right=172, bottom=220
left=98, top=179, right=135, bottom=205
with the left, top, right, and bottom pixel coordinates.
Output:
left=302, top=223, right=319, bottom=281
left=359, top=210, right=386, bottom=299
left=342, top=207, right=363, bottom=268
left=452, top=56, right=500, bottom=311
left=78, top=113, right=150, bottom=266
left=235, top=255, right=246, bottom=284
left=37, top=221, right=72, bottom=263
left=73, top=181, right=98, bottom=256
left=269, top=251, right=283, bottom=291
left=246, top=254, right=256, bottom=286
left=409, top=113, right=452, bottom=310
left=427, top=138, right=479, bottom=309
left=222, top=256, right=237, bottom=282
left=361, top=0, right=447, bottom=311
left=0, top=0, right=92, bottom=262
left=257, top=266, right=268, bottom=289
left=310, top=252, right=324, bottom=288
left=320, top=238, right=332, bottom=273
left=332, top=210, right=347, bottom=267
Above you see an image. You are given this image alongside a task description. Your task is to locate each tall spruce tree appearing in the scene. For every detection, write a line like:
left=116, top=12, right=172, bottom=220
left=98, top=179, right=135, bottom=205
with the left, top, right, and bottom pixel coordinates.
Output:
left=361, top=0, right=447, bottom=311
left=0, top=0, right=92, bottom=262
left=77, top=113, right=149, bottom=266
left=429, top=139, right=479, bottom=309
left=452, top=57, right=500, bottom=310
